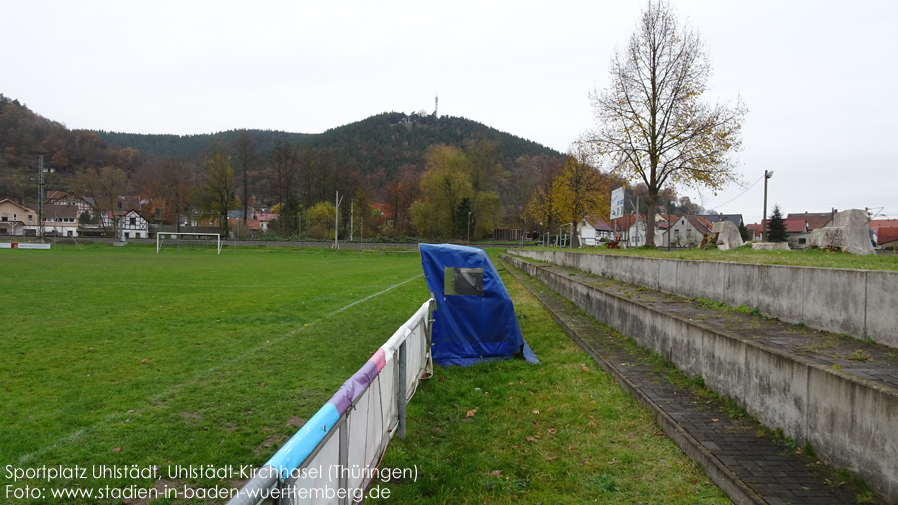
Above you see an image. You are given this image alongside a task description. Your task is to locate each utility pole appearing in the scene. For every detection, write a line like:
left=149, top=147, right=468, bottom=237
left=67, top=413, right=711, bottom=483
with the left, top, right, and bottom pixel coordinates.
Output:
left=38, top=156, right=45, bottom=241
left=349, top=199, right=354, bottom=241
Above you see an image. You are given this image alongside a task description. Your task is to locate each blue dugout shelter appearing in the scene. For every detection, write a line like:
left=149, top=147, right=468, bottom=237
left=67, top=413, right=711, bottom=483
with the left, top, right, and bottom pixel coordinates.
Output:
left=420, top=243, right=539, bottom=366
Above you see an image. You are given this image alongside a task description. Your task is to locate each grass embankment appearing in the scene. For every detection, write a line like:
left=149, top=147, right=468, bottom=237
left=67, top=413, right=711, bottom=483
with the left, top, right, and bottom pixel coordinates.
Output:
left=1, top=243, right=428, bottom=504
left=373, top=255, right=729, bottom=504
left=523, top=243, right=898, bottom=271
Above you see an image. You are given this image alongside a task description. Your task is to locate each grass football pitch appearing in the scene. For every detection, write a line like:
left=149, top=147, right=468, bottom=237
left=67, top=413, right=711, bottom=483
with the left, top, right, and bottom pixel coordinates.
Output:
left=1, top=244, right=727, bottom=504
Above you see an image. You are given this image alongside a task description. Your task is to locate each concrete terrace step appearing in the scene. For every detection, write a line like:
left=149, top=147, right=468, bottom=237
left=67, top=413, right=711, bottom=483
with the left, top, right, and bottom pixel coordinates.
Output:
left=499, top=254, right=895, bottom=505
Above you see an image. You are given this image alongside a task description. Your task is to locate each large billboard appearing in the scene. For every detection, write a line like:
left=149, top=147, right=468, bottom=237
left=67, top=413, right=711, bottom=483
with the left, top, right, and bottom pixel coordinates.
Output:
left=610, top=187, right=625, bottom=220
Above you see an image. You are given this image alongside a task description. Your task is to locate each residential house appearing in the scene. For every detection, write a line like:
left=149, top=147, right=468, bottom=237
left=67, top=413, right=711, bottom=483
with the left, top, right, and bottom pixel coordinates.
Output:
left=0, top=199, right=39, bottom=236
left=228, top=210, right=247, bottom=220
left=869, top=219, right=898, bottom=247
left=787, top=212, right=833, bottom=231
left=118, top=210, right=149, bottom=240
left=43, top=204, right=80, bottom=237
left=609, top=215, right=637, bottom=245
left=667, top=215, right=713, bottom=248
left=579, top=216, right=613, bottom=246
left=783, top=218, right=810, bottom=248
left=784, top=212, right=832, bottom=248
left=745, top=223, right=762, bottom=241
left=255, top=213, right=278, bottom=232
left=96, top=196, right=147, bottom=232
left=617, top=214, right=669, bottom=247
left=228, top=218, right=261, bottom=237
left=608, top=214, right=665, bottom=247
left=875, top=228, right=898, bottom=249
left=46, top=191, right=95, bottom=221
left=695, top=213, right=744, bottom=228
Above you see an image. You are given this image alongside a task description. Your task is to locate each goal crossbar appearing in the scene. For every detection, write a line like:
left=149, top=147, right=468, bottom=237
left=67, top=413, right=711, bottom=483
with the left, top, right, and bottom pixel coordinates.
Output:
left=156, top=232, right=222, bottom=254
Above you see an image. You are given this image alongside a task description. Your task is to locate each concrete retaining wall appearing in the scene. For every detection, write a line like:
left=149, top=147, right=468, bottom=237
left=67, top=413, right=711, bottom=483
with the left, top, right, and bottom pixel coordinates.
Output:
left=512, top=249, right=898, bottom=349
left=503, top=254, right=898, bottom=503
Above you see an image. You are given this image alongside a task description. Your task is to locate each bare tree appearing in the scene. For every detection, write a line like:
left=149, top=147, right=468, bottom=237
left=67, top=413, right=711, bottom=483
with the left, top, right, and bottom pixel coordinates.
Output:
left=270, top=141, right=299, bottom=233
left=74, top=165, right=129, bottom=237
left=297, top=145, right=318, bottom=207
left=586, top=0, right=747, bottom=246
left=270, top=141, right=297, bottom=209
left=231, top=130, right=257, bottom=223
left=201, top=152, right=236, bottom=237
left=155, top=157, right=193, bottom=232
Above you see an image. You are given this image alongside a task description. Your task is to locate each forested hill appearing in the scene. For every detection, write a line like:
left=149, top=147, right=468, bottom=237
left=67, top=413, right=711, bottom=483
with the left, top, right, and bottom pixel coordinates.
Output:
left=95, top=112, right=563, bottom=178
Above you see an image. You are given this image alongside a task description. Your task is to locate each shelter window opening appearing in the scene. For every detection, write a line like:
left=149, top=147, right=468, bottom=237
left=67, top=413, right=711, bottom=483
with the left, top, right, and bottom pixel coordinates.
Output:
left=444, top=267, right=484, bottom=296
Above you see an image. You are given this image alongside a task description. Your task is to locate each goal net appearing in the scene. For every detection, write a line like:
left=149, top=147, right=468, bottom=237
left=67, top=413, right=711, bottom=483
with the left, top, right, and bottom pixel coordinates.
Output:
left=156, top=232, right=222, bottom=254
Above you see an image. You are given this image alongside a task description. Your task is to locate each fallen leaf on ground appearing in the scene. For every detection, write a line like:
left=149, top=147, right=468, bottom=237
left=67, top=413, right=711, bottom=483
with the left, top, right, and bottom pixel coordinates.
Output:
left=465, top=409, right=477, bottom=418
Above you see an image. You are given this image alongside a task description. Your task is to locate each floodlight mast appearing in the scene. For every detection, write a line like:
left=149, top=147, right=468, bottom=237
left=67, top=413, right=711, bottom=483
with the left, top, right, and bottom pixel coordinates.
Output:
left=335, top=191, right=344, bottom=248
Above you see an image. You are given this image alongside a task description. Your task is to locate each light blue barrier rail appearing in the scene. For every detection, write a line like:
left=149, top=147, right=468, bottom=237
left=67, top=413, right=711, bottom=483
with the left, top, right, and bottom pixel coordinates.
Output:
left=226, top=298, right=433, bottom=505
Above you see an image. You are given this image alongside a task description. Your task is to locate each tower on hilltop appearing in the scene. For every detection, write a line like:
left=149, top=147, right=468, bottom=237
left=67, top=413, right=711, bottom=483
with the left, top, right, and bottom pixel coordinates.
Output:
left=434, top=94, right=438, bottom=117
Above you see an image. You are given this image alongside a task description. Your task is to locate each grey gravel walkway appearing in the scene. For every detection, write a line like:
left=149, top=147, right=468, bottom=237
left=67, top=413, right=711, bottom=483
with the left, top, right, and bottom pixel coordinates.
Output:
left=500, top=256, right=888, bottom=505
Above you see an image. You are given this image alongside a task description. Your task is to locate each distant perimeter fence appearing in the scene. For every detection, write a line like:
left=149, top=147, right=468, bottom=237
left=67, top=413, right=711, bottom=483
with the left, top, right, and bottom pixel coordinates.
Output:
left=227, top=298, right=434, bottom=505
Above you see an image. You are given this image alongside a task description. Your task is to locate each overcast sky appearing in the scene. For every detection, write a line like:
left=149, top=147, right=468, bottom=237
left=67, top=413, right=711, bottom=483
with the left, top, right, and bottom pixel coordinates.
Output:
left=2, top=0, right=895, bottom=224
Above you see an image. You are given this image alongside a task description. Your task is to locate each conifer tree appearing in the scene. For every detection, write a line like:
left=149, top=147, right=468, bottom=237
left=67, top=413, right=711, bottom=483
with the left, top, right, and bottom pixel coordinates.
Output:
left=767, top=204, right=788, bottom=242
left=738, top=220, right=751, bottom=242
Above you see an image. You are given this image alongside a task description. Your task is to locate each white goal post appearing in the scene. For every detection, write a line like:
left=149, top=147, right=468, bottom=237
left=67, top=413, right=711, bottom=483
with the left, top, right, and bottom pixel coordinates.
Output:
left=156, top=232, right=222, bottom=254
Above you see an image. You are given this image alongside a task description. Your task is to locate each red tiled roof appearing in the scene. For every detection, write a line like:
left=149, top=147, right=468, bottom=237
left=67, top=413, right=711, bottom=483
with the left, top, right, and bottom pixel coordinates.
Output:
left=256, top=213, right=278, bottom=221
left=611, top=215, right=639, bottom=230
left=783, top=218, right=808, bottom=233
left=44, top=204, right=79, bottom=219
left=787, top=212, right=832, bottom=230
left=685, top=215, right=712, bottom=234
left=228, top=218, right=261, bottom=230
left=584, top=215, right=613, bottom=232
left=870, top=219, right=898, bottom=231
left=805, top=216, right=831, bottom=230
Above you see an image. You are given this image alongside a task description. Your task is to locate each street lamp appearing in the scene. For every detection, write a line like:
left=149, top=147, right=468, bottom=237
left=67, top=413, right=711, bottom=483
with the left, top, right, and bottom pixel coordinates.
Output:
left=762, top=170, right=774, bottom=242
left=467, top=211, right=472, bottom=245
